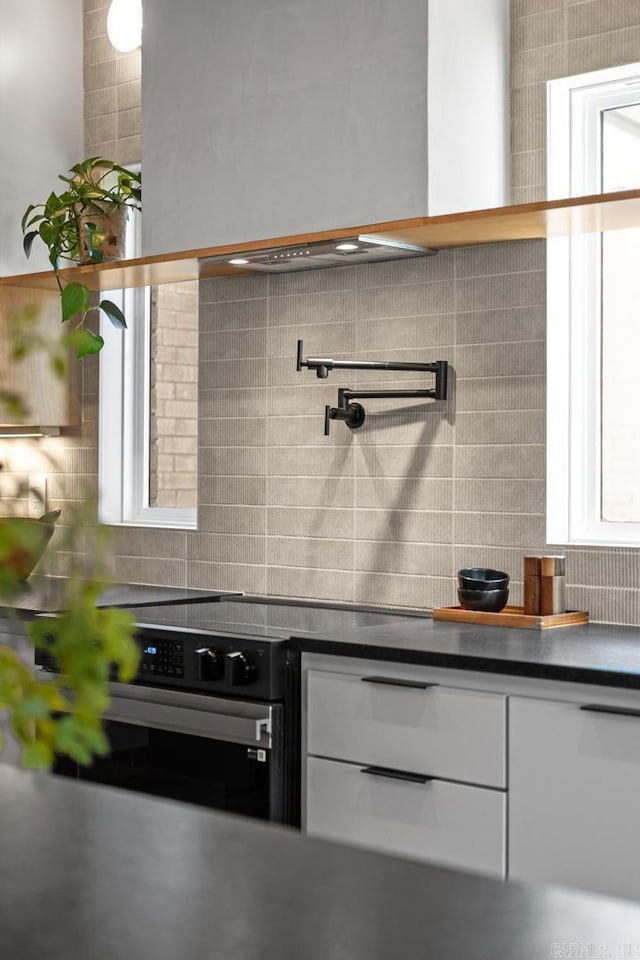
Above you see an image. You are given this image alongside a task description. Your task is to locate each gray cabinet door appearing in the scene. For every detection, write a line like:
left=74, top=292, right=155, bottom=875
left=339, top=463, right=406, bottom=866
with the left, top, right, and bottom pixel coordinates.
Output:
left=509, top=696, right=640, bottom=902
left=307, top=756, right=506, bottom=876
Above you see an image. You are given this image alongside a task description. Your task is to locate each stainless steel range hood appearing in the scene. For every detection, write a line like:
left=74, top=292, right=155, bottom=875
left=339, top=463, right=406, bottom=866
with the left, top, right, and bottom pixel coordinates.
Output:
left=203, top=236, right=437, bottom=273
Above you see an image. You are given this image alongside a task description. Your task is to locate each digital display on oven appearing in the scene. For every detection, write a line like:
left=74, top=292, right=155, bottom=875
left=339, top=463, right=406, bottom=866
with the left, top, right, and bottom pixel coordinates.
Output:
left=144, top=646, right=157, bottom=655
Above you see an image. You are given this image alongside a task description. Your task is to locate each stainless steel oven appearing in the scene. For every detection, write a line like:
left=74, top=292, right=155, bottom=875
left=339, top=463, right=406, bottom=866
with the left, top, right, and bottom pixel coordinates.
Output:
left=38, top=595, right=421, bottom=827
left=39, top=599, right=302, bottom=825
left=53, top=682, right=288, bottom=821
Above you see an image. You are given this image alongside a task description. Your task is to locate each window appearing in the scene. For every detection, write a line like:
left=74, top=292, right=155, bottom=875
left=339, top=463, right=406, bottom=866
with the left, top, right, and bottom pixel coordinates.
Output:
left=98, top=205, right=198, bottom=529
left=547, top=62, right=640, bottom=546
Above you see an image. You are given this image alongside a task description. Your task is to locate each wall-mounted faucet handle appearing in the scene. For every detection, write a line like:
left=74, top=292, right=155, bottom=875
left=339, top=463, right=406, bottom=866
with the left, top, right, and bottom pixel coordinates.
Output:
left=324, top=405, right=332, bottom=436
left=434, top=360, right=448, bottom=401
left=324, top=399, right=366, bottom=435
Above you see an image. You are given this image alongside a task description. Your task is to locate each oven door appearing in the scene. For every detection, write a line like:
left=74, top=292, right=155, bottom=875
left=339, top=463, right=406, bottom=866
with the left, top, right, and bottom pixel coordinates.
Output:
left=53, top=683, right=286, bottom=822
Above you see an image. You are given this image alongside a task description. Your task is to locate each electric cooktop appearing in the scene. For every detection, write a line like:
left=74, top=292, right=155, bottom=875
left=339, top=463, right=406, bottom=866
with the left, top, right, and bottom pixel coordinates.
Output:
left=123, top=596, right=426, bottom=641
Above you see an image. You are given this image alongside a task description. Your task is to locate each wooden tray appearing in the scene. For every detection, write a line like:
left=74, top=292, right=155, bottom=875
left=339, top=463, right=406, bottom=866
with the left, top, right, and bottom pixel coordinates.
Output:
left=432, top=605, right=589, bottom=630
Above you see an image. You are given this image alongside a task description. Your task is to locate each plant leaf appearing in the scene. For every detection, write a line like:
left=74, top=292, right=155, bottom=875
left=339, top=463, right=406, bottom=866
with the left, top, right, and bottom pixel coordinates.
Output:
left=67, top=328, right=105, bottom=358
left=22, top=231, right=39, bottom=259
left=44, top=191, right=62, bottom=214
left=99, top=299, right=127, bottom=329
left=61, top=282, right=89, bottom=323
left=23, top=213, right=44, bottom=230
left=39, top=222, right=56, bottom=247
left=21, top=204, right=40, bottom=232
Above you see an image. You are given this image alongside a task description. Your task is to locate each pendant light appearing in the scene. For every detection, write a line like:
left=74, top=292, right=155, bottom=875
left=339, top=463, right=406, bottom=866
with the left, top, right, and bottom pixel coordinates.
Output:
left=107, top=0, right=142, bottom=53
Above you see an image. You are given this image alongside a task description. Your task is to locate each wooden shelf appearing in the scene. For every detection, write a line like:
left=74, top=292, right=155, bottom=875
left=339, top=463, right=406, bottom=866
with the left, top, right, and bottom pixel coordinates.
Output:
left=3, top=189, right=640, bottom=293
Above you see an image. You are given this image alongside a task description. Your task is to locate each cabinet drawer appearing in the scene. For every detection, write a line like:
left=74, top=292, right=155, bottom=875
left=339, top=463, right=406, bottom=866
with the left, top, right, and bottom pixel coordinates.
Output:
left=307, top=670, right=506, bottom=788
left=510, top=696, right=640, bottom=901
left=306, top=756, right=505, bottom=877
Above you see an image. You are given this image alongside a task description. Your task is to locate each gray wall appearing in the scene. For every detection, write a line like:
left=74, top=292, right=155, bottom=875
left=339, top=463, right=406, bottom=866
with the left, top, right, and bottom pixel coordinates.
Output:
left=8, top=0, right=640, bottom=626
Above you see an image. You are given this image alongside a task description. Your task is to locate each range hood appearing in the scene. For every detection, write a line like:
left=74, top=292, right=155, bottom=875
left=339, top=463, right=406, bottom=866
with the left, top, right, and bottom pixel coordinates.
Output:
left=203, top=236, right=437, bottom=273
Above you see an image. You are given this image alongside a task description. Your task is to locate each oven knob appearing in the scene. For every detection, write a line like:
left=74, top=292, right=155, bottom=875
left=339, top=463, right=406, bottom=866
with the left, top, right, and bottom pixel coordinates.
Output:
left=195, top=647, right=223, bottom=681
left=226, top=651, right=256, bottom=686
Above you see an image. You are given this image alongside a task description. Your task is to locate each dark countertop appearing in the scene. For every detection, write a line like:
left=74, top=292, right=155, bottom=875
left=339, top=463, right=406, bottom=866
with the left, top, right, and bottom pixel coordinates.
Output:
left=1, top=576, right=240, bottom=614
left=9, top=578, right=640, bottom=690
left=2, top=766, right=639, bottom=960
left=294, top=616, right=640, bottom=690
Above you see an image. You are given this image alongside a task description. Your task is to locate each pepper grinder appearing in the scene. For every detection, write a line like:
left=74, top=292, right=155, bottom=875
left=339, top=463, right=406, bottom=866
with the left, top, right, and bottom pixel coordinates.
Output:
left=540, top=555, right=566, bottom=615
left=523, top=556, right=542, bottom=616
left=523, top=555, right=566, bottom=616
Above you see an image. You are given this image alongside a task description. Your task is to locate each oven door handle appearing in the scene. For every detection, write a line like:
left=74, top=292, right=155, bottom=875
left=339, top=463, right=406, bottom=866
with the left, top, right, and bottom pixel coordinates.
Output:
left=105, top=696, right=274, bottom=749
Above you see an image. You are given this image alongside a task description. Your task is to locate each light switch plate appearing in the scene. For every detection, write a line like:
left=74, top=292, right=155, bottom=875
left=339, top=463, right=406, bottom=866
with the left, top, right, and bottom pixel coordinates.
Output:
left=28, top=474, right=48, bottom=518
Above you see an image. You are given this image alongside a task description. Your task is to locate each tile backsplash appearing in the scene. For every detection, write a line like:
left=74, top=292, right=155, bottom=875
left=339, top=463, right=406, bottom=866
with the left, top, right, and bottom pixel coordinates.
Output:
left=117, top=241, right=640, bottom=623
left=190, top=243, right=546, bottom=610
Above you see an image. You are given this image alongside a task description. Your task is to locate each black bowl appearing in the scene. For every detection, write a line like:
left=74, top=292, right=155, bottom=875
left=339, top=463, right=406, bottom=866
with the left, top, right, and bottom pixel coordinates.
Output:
left=458, top=568, right=509, bottom=591
left=458, top=586, right=509, bottom=613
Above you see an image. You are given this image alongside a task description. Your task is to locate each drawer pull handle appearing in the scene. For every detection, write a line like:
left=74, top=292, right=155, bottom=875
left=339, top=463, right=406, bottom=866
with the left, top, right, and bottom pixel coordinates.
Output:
left=580, top=704, right=640, bottom=719
left=361, top=765, right=433, bottom=785
left=361, top=676, right=438, bottom=690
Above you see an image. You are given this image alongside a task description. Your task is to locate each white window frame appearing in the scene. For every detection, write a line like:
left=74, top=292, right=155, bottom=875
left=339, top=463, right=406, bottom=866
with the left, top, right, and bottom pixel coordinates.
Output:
left=547, top=62, right=640, bottom=547
left=98, top=202, right=197, bottom=530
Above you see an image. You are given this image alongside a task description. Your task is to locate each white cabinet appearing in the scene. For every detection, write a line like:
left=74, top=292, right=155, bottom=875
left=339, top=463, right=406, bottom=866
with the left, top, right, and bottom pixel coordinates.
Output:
left=0, top=2, right=82, bottom=430
left=0, top=1, right=83, bottom=277
left=305, top=662, right=507, bottom=877
left=509, top=696, right=640, bottom=902
left=308, top=669, right=506, bottom=788
left=304, top=652, right=640, bottom=898
left=142, top=0, right=509, bottom=254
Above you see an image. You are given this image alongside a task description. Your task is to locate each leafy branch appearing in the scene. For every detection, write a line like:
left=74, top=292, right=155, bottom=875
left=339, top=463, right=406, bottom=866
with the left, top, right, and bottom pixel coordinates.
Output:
left=60, top=282, right=125, bottom=358
left=21, top=157, right=140, bottom=357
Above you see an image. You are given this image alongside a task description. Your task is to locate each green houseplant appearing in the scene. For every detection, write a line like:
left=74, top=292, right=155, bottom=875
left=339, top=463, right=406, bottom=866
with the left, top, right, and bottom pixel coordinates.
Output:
left=0, top=158, right=142, bottom=769
left=21, top=157, right=141, bottom=357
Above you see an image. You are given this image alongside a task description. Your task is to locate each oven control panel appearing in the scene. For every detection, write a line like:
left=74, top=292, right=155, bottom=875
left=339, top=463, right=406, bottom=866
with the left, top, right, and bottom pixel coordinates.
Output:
left=140, top=640, right=185, bottom=679
left=133, top=631, right=288, bottom=699
left=36, top=630, right=288, bottom=700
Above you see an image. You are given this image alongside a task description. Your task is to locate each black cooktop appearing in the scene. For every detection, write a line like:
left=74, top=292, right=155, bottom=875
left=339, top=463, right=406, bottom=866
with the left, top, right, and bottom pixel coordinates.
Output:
left=8, top=578, right=241, bottom=614
left=123, top=597, right=425, bottom=641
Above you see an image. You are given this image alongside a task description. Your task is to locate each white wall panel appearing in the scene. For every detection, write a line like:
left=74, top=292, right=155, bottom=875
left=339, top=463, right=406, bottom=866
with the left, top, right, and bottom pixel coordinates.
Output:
left=0, top=0, right=84, bottom=276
